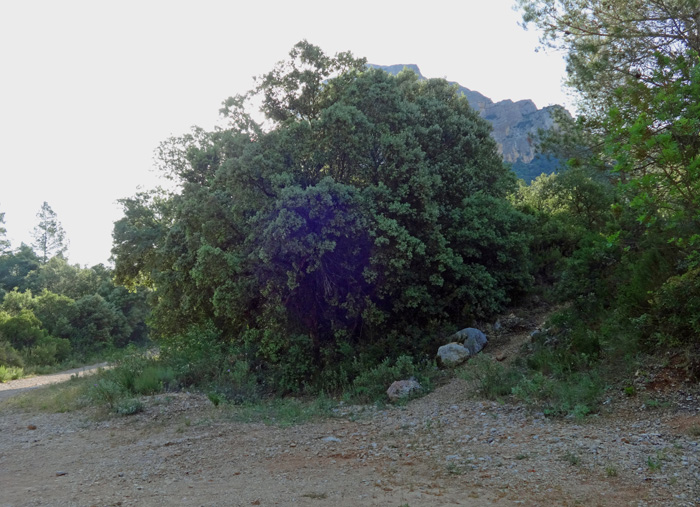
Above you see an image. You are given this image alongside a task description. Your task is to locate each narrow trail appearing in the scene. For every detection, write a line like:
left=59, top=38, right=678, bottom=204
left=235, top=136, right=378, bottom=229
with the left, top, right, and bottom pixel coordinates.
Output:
left=0, top=362, right=108, bottom=402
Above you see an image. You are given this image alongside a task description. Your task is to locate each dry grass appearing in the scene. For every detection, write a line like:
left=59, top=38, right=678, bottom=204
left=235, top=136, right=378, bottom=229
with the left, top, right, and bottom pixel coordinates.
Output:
left=0, top=375, right=92, bottom=414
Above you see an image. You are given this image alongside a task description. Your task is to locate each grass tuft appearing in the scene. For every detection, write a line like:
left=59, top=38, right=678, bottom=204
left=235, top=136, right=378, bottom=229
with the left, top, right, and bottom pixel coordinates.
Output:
left=0, top=374, right=92, bottom=413
left=0, top=365, right=24, bottom=382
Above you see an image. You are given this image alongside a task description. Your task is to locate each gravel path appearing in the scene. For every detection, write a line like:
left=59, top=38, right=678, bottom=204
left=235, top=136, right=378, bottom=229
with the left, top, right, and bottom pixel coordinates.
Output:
left=0, top=363, right=108, bottom=402
left=2, top=382, right=699, bottom=506
left=1, top=325, right=699, bottom=506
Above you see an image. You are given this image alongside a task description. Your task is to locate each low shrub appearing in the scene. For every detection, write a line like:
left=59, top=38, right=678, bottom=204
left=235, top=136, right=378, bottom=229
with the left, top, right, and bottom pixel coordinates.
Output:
left=651, top=267, right=700, bottom=347
left=159, top=323, right=230, bottom=388
left=215, top=360, right=261, bottom=404
left=86, top=378, right=125, bottom=409
left=0, top=340, right=24, bottom=368
left=0, top=365, right=24, bottom=382
left=457, top=355, right=522, bottom=400
left=21, top=336, right=71, bottom=366
left=133, top=365, right=175, bottom=395
left=345, top=355, right=437, bottom=404
left=114, top=397, right=144, bottom=416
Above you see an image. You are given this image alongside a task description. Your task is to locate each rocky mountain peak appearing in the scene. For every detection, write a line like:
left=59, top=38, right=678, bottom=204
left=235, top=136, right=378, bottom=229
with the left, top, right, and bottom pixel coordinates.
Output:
left=371, top=64, right=570, bottom=177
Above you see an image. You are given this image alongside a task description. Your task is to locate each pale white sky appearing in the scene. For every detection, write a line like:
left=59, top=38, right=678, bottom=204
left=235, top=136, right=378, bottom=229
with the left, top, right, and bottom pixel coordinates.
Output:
left=0, top=0, right=570, bottom=267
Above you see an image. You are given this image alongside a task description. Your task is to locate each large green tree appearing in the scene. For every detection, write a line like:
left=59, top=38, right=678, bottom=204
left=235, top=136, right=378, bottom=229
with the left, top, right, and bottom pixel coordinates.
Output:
left=31, top=201, right=68, bottom=263
left=518, top=0, right=700, bottom=119
left=113, top=42, right=531, bottom=389
left=518, top=0, right=700, bottom=362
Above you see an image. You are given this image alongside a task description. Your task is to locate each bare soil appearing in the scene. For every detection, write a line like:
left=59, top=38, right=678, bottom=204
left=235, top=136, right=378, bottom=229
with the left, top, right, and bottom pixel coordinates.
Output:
left=1, top=321, right=699, bottom=507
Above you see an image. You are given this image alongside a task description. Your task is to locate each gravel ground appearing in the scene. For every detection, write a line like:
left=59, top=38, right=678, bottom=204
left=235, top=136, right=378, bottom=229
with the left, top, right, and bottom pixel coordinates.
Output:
left=1, top=330, right=699, bottom=506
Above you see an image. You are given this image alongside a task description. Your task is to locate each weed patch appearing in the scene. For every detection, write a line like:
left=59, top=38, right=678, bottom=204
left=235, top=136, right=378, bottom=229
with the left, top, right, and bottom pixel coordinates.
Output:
left=0, top=365, right=24, bottom=382
left=0, top=374, right=91, bottom=413
left=345, top=355, right=440, bottom=405
left=228, top=395, right=336, bottom=427
left=456, top=355, right=521, bottom=401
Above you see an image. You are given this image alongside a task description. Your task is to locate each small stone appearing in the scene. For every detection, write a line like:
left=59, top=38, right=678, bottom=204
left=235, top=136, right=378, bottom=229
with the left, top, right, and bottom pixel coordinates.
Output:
left=27, top=425, right=37, bottom=430
left=387, top=379, right=422, bottom=401
left=55, top=471, right=68, bottom=477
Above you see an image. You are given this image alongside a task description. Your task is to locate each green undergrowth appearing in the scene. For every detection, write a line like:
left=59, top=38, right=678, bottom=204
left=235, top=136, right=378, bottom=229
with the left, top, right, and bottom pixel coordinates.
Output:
left=1, top=346, right=447, bottom=421
left=455, top=304, right=673, bottom=419
left=226, top=395, right=338, bottom=426
left=0, top=365, right=24, bottom=382
left=82, top=353, right=176, bottom=415
left=0, top=345, right=152, bottom=382
left=458, top=354, right=606, bottom=420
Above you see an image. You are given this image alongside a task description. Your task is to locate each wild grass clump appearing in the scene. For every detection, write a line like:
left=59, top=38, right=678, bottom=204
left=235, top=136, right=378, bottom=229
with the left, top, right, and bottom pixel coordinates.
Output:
left=229, top=394, right=337, bottom=426
left=86, top=378, right=125, bottom=408
left=0, top=374, right=92, bottom=413
left=113, top=397, right=144, bottom=415
left=457, top=355, right=521, bottom=401
left=80, top=349, right=176, bottom=415
left=133, top=365, right=175, bottom=395
left=343, top=355, right=441, bottom=405
left=0, top=365, right=24, bottom=382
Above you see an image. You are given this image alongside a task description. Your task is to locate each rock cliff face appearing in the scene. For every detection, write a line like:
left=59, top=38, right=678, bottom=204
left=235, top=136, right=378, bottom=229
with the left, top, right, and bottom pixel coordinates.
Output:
left=371, top=64, right=570, bottom=173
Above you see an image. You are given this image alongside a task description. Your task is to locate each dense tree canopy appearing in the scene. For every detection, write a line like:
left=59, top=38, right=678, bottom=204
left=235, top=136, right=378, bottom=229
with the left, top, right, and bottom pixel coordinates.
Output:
left=518, top=0, right=700, bottom=118
left=112, top=41, right=532, bottom=390
left=0, top=214, right=150, bottom=367
left=517, top=0, right=700, bottom=370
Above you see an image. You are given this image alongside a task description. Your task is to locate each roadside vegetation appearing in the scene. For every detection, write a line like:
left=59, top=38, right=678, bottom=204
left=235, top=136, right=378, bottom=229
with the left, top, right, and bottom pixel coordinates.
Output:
left=0, top=203, right=150, bottom=382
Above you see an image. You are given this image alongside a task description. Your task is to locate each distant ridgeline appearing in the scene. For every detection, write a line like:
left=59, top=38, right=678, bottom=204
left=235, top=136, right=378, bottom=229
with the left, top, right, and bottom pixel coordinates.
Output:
left=371, top=64, right=569, bottom=183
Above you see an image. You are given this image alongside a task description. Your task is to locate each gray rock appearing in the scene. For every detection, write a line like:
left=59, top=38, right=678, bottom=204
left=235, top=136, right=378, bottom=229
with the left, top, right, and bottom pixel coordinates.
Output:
left=453, top=328, right=488, bottom=355
left=437, top=343, right=471, bottom=368
left=370, top=65, right=571, bottom=183
left=495, top=313, right=526, bottom=333
left=386, top=379, right=422, bottom=402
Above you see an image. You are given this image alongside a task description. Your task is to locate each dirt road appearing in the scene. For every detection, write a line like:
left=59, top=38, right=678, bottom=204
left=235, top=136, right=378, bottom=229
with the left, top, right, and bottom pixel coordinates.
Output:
left=0, top=363, right=108, bottom=403
left=1, top=331, right=699, bottom=506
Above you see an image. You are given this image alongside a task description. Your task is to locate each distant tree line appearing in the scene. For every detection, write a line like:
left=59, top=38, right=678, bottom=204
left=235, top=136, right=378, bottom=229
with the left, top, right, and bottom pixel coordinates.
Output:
left=0, top=202, right=149, bottom=370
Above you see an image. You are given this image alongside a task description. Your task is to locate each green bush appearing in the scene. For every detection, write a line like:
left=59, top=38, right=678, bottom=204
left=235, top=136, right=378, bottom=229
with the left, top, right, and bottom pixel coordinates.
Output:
left=217, top=360, right=261, bottom=404
left=86, top=378, right=126, bottom=408
left=0, top=340, right=24, bottom=368
left=346, top=355, right=430, bottom=404
left=114, top=397, right=144, bottom=416
left=0, top=365, right=24, bottom=382
left=457, top=355, right=522, bottom=400
left=21, top=335, right=71, bottom=366
left=651, top=267, right=700, bottom=345
left=160, top=323, right=230, bottom=387
left=133, top=365, right=175, bottom=395
left=112, top=43, right=533, bottom=392
left=509, top=369, right=603, bottom=419
left=0, top=309, right=47, bottom=350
